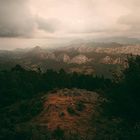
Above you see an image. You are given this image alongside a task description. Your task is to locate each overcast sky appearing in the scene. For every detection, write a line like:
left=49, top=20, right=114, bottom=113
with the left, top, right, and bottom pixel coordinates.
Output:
left=0, top=0, right=140, bottom=49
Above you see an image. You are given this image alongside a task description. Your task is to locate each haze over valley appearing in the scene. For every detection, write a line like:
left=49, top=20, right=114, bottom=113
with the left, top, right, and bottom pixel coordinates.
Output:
left=0, top=41, right=139, bottom=77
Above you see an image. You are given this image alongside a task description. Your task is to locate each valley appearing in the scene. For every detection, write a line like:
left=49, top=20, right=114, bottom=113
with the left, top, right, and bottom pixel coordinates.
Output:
left=0, top=42, right=137, bottom=77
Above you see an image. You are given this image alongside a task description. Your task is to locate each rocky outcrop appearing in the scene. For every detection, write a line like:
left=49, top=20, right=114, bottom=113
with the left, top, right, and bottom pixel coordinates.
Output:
left=70, top=55, right=91, bottom=64
left=100, top=56, right=124, bottom=65
left=57, top=54, right=71, bottom=63
left=100, top=56, right=114, bottom=64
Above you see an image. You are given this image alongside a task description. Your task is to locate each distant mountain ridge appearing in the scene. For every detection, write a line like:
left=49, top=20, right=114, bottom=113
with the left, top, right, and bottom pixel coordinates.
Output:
left=57, top=42, right=140, bottom=55
left=0, top=42, right=139, bottom=77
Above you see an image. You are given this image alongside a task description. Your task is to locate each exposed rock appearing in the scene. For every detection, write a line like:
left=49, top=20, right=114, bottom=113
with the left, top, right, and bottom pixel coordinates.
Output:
left=100, top=56, right=114, bottom=64
left=57, top=54, right=70, bottom=63
left=70, top=54, right=91, bottom=64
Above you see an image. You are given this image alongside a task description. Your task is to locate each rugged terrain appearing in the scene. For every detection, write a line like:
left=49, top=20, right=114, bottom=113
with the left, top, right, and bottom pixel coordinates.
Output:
left=0, top=42, right=139, bottom=77
left=32, top=88, right=101, bottom=139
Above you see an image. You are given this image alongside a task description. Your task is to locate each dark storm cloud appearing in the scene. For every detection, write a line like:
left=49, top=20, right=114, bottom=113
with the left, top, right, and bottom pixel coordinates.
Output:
left=0, top=0, right=61, bottom=37
left=36, top=17, right=61, bottom=33
left=0, top=0, right=34, bottom=37
left=0, top=0, right=140, bottom=40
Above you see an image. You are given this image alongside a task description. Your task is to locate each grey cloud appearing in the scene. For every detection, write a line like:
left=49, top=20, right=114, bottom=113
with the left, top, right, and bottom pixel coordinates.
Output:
left=116, top=0, right=140, bottom=37
left=118, top=11, right=140, bottom=34
left=0, top=0, right=61, bottom=37
left=0, top=0, right=34, bottom=37
left=0, top=0, right=140, bottom=39
left=36, top=17, right=61, bottom=33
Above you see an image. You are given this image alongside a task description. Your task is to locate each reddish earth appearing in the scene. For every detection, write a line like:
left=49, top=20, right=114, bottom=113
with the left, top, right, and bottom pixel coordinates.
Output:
left=33, top=88, right=100, bottom=138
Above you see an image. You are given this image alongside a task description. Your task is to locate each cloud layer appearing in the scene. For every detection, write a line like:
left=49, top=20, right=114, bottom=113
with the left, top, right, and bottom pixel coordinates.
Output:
left=0, top=0, right=140, bottom=39
left=0, top=0, right=35, bottom=37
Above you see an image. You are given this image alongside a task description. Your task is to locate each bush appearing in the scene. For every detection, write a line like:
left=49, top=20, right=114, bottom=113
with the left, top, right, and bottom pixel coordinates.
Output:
left=52, top=126, right=64, bottom=140
left=67, top=106, right=77, bottom=115
left=76, top=101, right=85, bottom=111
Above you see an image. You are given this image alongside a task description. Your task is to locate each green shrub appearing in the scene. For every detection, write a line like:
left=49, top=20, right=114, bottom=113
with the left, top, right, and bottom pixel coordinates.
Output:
left=76, top=101, right=85, bottom=111
left=67, top=106, right=77, bottom=115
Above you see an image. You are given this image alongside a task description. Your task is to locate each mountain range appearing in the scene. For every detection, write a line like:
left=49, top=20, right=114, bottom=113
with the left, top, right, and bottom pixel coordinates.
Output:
left=0, top=42, right=139, bottom=77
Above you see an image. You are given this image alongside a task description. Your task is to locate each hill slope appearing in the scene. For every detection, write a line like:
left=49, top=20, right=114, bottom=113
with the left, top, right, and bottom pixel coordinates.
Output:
left=33, top=88, right=101, bottom=139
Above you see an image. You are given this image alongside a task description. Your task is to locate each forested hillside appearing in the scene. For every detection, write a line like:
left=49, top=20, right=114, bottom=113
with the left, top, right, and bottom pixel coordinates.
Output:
left=0, top=56, right=140, bottom=140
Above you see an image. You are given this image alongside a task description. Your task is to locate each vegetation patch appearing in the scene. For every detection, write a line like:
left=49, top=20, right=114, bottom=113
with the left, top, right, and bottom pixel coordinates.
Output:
left=76, top=101, right=86, bottom=112
left=67, top=106, right=78, bottom=116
